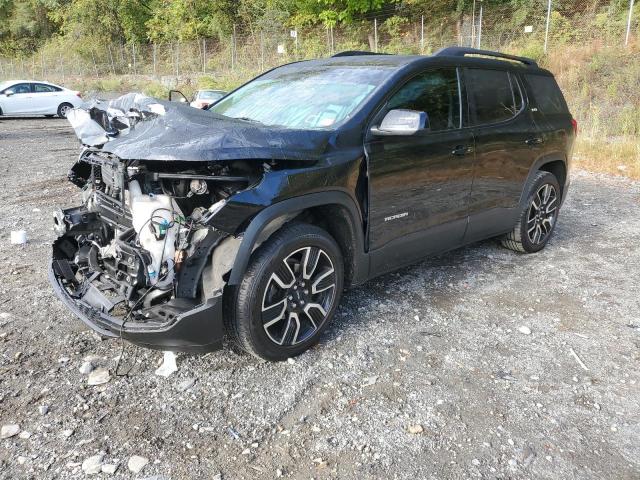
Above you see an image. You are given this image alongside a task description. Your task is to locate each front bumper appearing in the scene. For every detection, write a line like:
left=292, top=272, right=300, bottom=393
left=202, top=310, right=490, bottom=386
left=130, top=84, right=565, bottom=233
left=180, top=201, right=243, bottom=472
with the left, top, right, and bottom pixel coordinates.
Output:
left=49, top=264, right=225, bottom=353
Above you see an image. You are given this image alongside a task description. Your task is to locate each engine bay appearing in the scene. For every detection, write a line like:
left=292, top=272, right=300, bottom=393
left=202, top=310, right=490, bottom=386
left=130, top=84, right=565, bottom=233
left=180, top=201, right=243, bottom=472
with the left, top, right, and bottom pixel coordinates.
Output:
left=52, top=150, right=261, bottom=326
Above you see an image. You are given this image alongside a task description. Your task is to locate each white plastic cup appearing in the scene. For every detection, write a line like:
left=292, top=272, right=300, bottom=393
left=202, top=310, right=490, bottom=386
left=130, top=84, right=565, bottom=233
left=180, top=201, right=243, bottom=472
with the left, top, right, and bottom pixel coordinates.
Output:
left=10, top=230, right=27, bottom=245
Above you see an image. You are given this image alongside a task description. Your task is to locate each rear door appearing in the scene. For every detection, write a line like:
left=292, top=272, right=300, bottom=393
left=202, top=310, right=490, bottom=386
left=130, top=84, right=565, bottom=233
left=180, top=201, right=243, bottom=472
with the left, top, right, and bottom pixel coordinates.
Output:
left=462, top=67, right=541, bottom=242
left=365, top=67, right=475, bottom=273
left=1, top=83, right=33, bottom=114
left=32, top=83, right=62, bottom=114
left=522, top=73, right=574, bottom=189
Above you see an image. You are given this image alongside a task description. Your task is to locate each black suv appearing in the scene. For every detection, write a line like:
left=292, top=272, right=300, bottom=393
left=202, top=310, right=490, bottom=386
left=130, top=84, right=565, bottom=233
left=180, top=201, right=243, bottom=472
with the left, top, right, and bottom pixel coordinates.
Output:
left=51, top=47, right=575, bottom=361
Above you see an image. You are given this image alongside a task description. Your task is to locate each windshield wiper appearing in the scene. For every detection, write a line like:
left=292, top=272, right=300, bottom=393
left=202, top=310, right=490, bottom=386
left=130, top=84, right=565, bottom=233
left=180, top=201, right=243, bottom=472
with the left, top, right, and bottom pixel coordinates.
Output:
left=233, top=116, right=263, bottom=124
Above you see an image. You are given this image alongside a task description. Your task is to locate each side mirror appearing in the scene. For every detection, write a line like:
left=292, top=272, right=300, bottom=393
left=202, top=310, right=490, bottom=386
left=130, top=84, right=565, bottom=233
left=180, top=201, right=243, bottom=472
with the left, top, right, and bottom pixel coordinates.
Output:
left=168, top=90, right=188, bottom=103
left=371, top=109, right=429, bottom=136
left=4, top=89, right=15, bottom=97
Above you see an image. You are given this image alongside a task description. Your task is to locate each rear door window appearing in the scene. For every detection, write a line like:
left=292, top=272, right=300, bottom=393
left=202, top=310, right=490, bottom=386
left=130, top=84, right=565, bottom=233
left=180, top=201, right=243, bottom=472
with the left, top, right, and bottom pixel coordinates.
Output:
left=525, top=74, right=568, bottom=114
left=465, top=68, right=522, bottom=125
left=33, top=83, right=60, bottom=93
left=385, top=67, right=461, bottom=131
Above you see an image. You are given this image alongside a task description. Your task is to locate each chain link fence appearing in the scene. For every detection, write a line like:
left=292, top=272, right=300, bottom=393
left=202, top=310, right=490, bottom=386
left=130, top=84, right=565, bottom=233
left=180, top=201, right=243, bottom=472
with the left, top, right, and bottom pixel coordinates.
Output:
left=0, top=0, right=637, bottom=85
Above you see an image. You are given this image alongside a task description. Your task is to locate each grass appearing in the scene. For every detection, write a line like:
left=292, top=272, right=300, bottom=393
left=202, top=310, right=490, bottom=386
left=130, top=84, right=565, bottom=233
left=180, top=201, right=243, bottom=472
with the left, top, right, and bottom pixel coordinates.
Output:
left=541, top=43, right=640, bottom=179
left=573, top=137, right=640, bottom=179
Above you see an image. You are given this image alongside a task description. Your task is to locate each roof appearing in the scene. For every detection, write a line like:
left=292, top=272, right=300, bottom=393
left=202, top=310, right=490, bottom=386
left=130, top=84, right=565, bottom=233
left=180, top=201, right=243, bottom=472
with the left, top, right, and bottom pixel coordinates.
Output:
left=1, top=79, right=62, bottom=86
left=287, top=47, right=542, bottom=72
left=0, top=80, right=69, bottom=92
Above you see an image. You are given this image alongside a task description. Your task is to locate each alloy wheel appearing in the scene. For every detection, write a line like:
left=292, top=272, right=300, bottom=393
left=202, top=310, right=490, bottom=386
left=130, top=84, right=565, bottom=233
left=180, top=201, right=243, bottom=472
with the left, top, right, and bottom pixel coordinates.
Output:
left=261, top=246, right=336, bottom=346
left=526, top=183, right=558, bottom=245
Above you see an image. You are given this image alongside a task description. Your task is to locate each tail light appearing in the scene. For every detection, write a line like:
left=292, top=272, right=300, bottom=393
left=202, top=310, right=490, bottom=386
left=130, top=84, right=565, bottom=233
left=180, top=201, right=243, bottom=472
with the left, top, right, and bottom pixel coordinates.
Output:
left=571, top=118, right=578, bottom=136
left=75, top=91, right=82, bottom=98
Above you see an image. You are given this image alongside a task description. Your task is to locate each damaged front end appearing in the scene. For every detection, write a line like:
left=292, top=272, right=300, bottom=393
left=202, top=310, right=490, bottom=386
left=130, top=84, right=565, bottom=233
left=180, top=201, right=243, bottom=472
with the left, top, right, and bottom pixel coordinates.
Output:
left=51, top=92, right=363, bottom=352
left=51, top=95, right=266, bottom=352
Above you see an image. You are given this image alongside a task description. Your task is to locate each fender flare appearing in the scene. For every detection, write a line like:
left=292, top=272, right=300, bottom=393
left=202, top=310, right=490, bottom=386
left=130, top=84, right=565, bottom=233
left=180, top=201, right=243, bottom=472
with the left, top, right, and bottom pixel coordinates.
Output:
left=227, top=191, right=369, bottom=286
left=518, top=153, right=567, bottom=208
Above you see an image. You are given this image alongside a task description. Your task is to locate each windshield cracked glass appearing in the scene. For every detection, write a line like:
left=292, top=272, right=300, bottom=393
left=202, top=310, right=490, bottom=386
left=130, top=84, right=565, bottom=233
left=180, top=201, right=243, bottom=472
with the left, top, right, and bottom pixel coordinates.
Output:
left=209, top=66, right=393, bottom=129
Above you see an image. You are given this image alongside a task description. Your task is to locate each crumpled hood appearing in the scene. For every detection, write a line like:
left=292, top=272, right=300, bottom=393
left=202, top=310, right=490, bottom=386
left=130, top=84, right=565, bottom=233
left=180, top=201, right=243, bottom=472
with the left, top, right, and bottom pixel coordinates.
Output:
left=67, top=93, right=333, bottom=162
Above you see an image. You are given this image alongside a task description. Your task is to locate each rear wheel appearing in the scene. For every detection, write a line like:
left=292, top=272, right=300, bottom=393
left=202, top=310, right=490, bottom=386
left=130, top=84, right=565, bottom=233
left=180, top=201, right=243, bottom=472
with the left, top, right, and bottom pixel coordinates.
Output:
left=57, top=103, right=73, bottom=118
left=501, top=171, right=561, bottom=253
left=226, top=223, right=344, bottom=361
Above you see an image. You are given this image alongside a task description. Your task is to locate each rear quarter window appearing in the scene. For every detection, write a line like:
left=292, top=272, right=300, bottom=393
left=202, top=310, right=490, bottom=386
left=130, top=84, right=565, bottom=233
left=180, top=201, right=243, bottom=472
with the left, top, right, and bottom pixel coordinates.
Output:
left=525, top=74, right=568, bottom=115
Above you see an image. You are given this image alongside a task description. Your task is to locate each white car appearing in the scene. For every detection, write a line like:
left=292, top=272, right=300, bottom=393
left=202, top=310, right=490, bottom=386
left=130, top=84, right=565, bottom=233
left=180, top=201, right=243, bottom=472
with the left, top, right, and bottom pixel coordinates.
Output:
left=0, top=80, right=84, bottom=118
left=189, top=90, right=227, bottom=109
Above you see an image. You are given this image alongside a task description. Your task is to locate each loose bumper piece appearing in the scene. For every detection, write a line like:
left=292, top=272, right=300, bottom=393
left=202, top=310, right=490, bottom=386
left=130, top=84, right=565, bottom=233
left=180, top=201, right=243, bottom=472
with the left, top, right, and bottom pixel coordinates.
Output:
left=49, top=264, right=225, bottom=353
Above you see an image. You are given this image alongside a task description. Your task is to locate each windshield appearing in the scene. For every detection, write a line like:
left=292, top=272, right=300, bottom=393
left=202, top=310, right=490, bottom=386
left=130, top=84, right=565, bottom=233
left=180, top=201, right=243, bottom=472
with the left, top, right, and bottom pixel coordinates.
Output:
left=209, top=66, right=393, bottom=129
left=198, top=91, right=224, bottom=100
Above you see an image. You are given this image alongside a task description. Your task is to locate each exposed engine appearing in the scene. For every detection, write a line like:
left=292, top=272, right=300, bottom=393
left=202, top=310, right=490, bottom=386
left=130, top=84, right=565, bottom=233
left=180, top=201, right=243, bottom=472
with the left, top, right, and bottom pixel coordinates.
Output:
left=52, top=150, right=259, bottom=324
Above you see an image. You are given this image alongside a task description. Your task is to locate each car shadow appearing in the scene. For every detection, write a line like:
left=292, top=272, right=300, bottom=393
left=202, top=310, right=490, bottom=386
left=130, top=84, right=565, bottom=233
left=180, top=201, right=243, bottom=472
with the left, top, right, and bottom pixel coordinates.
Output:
left=322, top=239, right=499, bottom=344
left=0, top=116, right=61, bottom=120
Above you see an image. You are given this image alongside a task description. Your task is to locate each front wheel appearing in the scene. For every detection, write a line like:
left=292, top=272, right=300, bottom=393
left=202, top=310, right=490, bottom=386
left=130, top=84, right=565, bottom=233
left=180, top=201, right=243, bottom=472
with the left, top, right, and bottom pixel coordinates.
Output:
left=501, top=171, right=561, bottom=253
left=226, top=223, right=344, bottom=361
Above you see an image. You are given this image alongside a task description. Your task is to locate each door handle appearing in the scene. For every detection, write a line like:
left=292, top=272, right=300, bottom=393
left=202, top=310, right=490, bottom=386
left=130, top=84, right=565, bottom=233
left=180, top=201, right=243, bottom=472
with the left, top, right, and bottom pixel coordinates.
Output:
left=525, top=137, right=544, bottom=146
left=451, top=145, right=473, bottom=156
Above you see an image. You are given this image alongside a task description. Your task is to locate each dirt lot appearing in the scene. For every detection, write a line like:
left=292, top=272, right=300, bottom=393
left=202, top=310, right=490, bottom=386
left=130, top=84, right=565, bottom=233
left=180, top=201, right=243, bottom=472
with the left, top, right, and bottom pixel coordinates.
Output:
left=0, top=117, right=638, bottom=480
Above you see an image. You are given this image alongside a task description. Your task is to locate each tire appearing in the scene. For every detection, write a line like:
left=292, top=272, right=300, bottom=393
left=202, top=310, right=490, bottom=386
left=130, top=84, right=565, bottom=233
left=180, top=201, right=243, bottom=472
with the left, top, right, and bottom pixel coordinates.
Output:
left=501, top=171, right=561, bottom=253
left=57, top=103, right=74, bottom=118
left=226, top=223, right=344, bottom=361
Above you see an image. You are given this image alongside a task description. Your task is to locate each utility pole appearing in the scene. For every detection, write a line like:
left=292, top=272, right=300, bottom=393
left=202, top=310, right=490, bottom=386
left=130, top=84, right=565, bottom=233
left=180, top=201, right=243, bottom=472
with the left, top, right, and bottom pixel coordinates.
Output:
left=477, top=2, right=483, bottom=49
left=175, top=42, right=180, bottom=79
left=108, top=44, right=116, bottom=75
left=471, top=0, right=477, bottom=47
left=330, top=26, right=335, bottom=54
left=232, top=24, right=236, bottom=70
left=544, top=0, right=552, bottom=53
left=292, top=29, right=298, bottom=59
left=152, top=44, right=156, bottom=77
left=202, top=38, right=206, bottom=73
left=260, top=31, right=265, bottom=72
left=90, top=50, right=98, bottom=78
left=132, top=43, right=137, bottom=75
left=374, top=18, right=378, bottom=53
left=626, top=0, right=635, bottom=46
left=60, top=53, right=65, bottom=83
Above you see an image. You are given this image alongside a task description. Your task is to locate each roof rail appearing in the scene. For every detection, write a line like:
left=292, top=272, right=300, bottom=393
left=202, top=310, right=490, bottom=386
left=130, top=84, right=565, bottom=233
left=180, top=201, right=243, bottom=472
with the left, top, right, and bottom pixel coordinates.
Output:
left=331, top=50, right=390, bottom=57
left=434, top=47, right=538, bottom=68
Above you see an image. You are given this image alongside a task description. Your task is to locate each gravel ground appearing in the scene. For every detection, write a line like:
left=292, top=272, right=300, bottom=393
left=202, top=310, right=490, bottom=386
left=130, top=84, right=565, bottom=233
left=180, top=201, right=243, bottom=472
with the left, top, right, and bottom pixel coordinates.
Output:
left=0, top=117, right=639, bottom=480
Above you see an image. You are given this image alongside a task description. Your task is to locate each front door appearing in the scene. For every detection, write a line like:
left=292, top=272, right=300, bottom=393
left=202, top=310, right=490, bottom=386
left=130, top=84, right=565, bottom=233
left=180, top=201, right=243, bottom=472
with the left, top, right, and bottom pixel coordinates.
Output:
left=365, top=67, right=475, bottom=274
left=1, top=83, right=33, bottom=114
